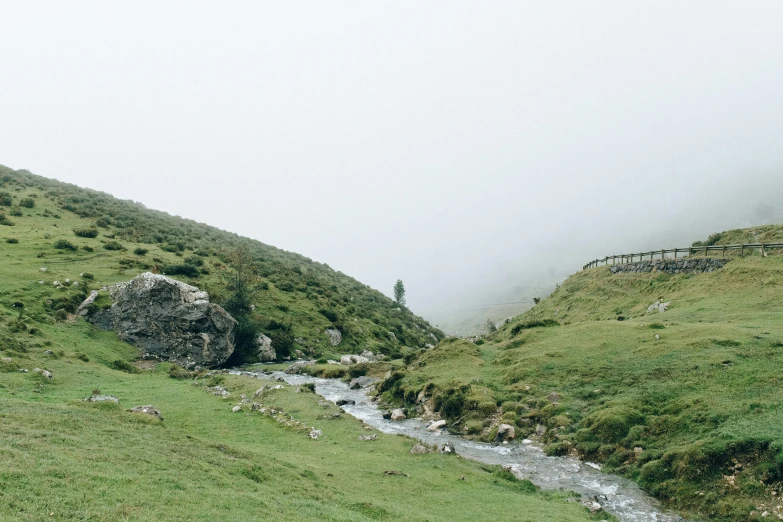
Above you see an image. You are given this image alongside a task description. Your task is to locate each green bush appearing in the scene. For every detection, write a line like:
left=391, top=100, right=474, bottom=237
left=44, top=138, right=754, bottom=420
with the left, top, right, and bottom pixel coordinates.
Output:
left=103, top=241, right=124, bottom=251
left=510, top=319, right=559, bottom=336
left=74, top=227, right=99, bottom=238
left=163, top=264, right=200, bottom=277
left=19, top=198, right=35, bottom=208
left=9, top=207, right=23, bottom=216
left=133, top=247, right=149, bottom=256
left=649, top=323, right=666, bottom=329
left=81, top=272, right=95, bottom=280
left=0, top=191, right=12, bottom=206
left=110, top=359, right=141, bottom=374
left=5, top=237, right=18, bottom=243
left=0, top=214, right=14, bottom=226
left=54, top=239, right=78, bottom=251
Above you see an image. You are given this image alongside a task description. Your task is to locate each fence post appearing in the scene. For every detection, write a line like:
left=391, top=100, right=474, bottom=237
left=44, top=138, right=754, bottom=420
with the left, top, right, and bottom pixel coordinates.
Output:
left=688, top=247, right=692, bottom=258
left=762, top=244, right=766, bottom=257
left=722, top=245, right=726, bottom=258
left=673, top=249, right=677, bottom=260
left=741, top=244, right=744, bottom=258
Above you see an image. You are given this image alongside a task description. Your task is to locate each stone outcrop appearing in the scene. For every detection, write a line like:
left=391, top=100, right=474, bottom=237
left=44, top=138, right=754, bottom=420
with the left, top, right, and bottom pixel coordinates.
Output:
left=325, top=328, right=342, bottom=346
left=256, top=334, right=276, bottom=362
left=340, top=354, right=369, bottom=365
left=86, top=273, right=235, bottom=369
left=610, top=258, right=728, bottom=275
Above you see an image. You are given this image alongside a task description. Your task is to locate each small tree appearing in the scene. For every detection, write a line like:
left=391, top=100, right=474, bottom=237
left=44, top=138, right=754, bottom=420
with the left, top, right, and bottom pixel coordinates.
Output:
left=393, top=279, right=406, bottom=307
left=221, top=245, right=263, bottom=366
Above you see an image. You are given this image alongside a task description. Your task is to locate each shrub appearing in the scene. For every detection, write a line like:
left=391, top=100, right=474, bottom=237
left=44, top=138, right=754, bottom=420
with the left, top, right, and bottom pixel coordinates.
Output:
left=110, top=359, right=141, bottom=374
left=133, top=247, right=149, bottom=256
left=163, top=264, right=200, bottom=277
left=5, top=238, right=18, bottom=243
left=0, top=214, right=14, bottom=226
left=74, top=227, right=99, bottom=238
left=81, top=272, right=95, bottom=280
left=0, top=192, right=12, bottom=206
left=9, top=207, right=23, bottom=216
left=75, top=352, right=90, bottom=362
left=82, top=245, right=94, bottom=252
left=649, top=323, right=666, bottom=329
left=54, top=239, right=78, bottom=251
left=319, top=308, right=339, bottom=323
left=19, top=198, right=35, bottom=208
left=95, top=216, right=112, bottom=228
left=103, top=241, right=124, bottom=250
left=301, top=383, right=316, bottom=393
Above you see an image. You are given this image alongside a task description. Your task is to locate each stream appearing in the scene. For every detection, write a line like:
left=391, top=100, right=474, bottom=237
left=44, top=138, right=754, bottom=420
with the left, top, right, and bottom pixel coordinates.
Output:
left=230, top=368, right=685, bottom=522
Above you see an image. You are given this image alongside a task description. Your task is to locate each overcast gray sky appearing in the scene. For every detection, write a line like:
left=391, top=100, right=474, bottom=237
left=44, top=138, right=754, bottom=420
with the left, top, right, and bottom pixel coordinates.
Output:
left=2, top=2, right=782, bottom=327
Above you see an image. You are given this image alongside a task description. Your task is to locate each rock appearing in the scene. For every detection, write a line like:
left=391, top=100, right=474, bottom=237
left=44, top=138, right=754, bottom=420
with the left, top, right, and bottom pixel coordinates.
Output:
left=439, top=442, right=456, bottom=454
left=496, top=424, right=516, bottom=442
left=1, top=357, right=11, bottom=363
left=231, top=405, right=242, bottom=413
left=427, top=420, right=447, bottom=432
left=410, top=443, right=431, bottom=454
left=384, top=470, right=410, bottom=477
left=43, top=350, right=53, bottom=355
left=128, top=405, right=163, bottom=420
left=336, top=399, right=355, bottom=406
left=325, top=328, right=342, bottom=346
left=349, top=376, right=380, bottom=389
left=327, top=359, right=340, bottom=365
left=358, top=434, right=377, bottom=441
left=340, top=354, right=369, bottom=365
left=75, top=290, right=99, bottom=316
left=33, top=368, right=52, bottom=380
left=252, top=386, right=266, bottom=399
left=256, top=334, right=276, bottom=362
left=83, top=395, right=119, bottom=403
left=212, top=386, right=231, bottom=398
left=381, top=410, right=392, bottom=420
left=286, top=360, right=314, bottom=374
left=634, top=446, right=644, bottom=457
left=86, top=273, right=235, bottom=369
left=535, top=424, right=547, bottom=437
left=309, top=428, right=323, bottom=439
left=390, top=408, right=406, bottom=421
left=547, top=392, right=561, bottom=404
left=251, top=403, right=262, bottom=411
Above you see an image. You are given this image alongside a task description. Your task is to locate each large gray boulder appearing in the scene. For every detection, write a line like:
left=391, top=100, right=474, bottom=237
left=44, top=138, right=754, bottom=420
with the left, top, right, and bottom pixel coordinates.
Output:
left=87, top=273, right=235, bottom=369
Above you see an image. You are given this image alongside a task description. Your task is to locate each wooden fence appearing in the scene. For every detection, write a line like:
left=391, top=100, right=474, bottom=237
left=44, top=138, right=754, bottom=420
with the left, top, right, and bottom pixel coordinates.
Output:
left=583, top=243, right=783, bottom=270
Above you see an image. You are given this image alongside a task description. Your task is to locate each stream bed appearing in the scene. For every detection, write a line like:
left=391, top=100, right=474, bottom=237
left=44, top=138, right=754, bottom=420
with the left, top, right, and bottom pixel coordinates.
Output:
left=232, top=369, right=685, bottom=522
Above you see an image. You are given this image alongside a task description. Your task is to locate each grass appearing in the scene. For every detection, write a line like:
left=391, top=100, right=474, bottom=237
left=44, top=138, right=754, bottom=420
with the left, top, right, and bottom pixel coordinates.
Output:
left=0, top=319, right=600, bottom=521
left=383, top=231, right=783, bottom=521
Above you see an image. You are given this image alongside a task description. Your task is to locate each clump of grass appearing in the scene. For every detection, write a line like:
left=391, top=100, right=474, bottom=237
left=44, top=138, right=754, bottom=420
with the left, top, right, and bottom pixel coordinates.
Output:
left=648, top=323, right=666, bottom=329
left=5, top=237, right=18, bottom=243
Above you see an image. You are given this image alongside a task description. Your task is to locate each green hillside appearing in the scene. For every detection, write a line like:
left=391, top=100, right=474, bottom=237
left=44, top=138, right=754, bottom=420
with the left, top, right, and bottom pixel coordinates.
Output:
left=0, top=165, right=442, bottom=362
left=0, top=165, right=608, bottom=520
left=380, top=226, right=783, bottom=521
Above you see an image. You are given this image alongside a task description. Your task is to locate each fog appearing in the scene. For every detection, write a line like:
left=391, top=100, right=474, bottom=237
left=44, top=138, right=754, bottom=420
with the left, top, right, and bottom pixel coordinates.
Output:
left=2, top=2, right=782, bottom=333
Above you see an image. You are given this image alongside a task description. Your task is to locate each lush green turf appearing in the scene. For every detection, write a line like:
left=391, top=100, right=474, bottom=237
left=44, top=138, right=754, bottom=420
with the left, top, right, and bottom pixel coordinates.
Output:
left=381, top=229, right=783, bottom=521
left=0, top=319, right=601, bottom=521
left=0, top=165, right=442, bottom=361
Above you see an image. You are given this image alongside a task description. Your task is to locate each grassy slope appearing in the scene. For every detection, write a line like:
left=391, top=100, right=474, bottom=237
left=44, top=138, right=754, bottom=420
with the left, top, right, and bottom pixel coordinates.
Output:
left=0, top=165, right=442, bottom=360
left=0, top=319, right=601, bottom=521
left=382, top=226, right=783, bottom=521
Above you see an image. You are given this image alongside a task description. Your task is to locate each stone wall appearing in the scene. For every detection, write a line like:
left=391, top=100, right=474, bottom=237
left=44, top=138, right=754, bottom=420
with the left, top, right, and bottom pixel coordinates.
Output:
left=609, top=258, right=729, bottom=275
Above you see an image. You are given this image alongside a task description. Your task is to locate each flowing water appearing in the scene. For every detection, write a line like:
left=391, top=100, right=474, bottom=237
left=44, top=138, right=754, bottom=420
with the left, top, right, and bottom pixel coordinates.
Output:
left=230, top=369, right=685, bottom=522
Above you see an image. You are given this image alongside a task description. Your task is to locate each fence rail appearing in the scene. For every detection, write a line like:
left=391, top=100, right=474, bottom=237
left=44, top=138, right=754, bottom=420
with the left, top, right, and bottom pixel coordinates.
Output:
left=582, top=243, right=783, bottom=271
